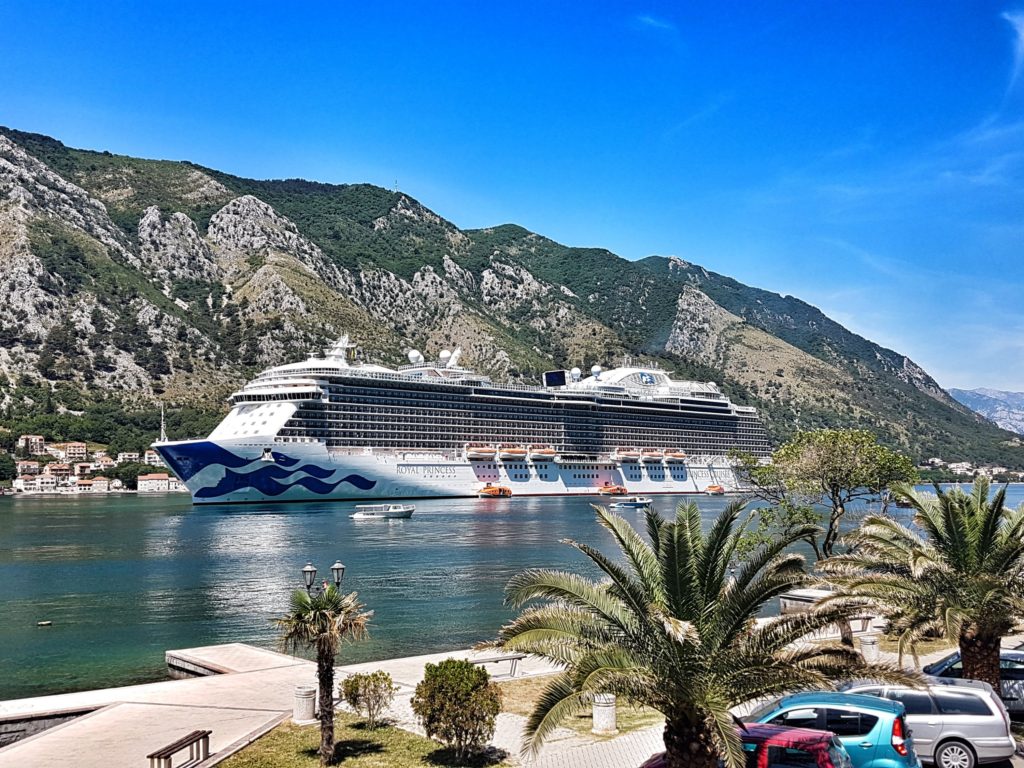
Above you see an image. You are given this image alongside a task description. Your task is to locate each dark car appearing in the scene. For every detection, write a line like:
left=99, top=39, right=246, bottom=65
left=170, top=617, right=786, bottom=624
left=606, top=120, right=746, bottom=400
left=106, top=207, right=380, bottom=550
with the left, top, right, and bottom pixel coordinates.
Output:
left=641, top=722, right=854, bottom=768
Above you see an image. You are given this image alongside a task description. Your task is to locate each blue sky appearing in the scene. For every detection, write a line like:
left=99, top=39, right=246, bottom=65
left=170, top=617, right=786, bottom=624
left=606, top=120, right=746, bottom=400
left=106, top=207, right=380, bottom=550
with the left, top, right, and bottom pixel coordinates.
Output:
left=3, top=1, right=1023, bottom=389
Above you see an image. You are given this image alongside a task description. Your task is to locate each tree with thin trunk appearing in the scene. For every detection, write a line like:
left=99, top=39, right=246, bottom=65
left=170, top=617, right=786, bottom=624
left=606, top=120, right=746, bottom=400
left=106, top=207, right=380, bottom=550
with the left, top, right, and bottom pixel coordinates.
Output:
left=822, top=478, right=1024, bottom=690
left=275, top=586, right=372, bottom=766
left=490, top=501, right=915, bottom=768
left=735, top=429, right=917, bottom=645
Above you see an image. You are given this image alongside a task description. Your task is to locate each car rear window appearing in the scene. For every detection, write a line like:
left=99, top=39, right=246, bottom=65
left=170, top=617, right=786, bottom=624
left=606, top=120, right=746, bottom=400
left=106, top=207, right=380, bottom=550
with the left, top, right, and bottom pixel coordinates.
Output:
left=934, top=691, right=993, bottom=716
left=766, top=745, right=820, bottom=768
left=888, top=690, right=934, bottom=715
left=824, top=709, right=879, bottom=736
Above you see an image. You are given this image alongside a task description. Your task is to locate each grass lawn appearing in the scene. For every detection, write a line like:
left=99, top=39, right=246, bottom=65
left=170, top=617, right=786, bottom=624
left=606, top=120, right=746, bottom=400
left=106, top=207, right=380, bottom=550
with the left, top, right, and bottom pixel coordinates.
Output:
left=497, top=675, right=664, bottom=739
left=221, top=712, right=511, bottom=768
left=871, top=635, right=953, bottom=658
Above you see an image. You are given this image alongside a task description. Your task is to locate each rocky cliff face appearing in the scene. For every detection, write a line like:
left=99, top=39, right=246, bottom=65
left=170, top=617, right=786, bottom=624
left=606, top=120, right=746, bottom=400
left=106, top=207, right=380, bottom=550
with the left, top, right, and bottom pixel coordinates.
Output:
left=0, top=126, right=1020, bottom=465
left=950, top=389, right=1024, bottom=436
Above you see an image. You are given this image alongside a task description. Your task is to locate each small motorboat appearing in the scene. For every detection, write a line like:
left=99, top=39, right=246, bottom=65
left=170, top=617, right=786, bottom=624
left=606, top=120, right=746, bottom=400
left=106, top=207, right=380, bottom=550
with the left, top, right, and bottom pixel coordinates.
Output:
left=598, top=484, right=628, bottom=496
left=611, top=496, right=653, bottom=509
left=350, top=504, right=415, bottom=520
left=705, top=485, right=726, bottom=496
left=478, top=484, right=512, bottom=498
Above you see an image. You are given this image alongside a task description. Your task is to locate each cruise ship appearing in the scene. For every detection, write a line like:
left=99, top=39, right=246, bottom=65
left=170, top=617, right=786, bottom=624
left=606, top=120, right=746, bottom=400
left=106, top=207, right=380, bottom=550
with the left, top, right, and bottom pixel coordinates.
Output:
left=154, top=336, right=771, bottom=504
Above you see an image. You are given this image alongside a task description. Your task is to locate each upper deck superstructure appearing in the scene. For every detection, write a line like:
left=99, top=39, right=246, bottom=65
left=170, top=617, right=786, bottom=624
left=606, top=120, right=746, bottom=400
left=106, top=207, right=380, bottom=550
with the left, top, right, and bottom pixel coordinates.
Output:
left=156, top=335, right=770, bottom=504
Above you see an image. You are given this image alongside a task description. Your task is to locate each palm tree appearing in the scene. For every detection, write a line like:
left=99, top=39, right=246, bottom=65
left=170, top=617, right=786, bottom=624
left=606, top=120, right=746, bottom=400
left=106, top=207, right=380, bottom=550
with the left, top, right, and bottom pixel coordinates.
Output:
left=275, top=586, right=372, bottom=766
left=491, top=501, right=912, bottom=768
left=822, top=478, right=1024, bottom=689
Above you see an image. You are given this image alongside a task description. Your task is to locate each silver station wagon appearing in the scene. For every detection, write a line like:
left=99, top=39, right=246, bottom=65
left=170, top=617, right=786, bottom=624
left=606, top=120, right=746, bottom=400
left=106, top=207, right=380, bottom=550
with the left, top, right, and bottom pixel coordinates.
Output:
left=842, top=680, right=1016, bottom=768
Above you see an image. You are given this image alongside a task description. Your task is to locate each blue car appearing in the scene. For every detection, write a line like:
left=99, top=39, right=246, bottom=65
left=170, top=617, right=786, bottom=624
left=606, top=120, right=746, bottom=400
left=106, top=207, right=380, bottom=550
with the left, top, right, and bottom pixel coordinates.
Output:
left=746, top=692, right=922, bottom=768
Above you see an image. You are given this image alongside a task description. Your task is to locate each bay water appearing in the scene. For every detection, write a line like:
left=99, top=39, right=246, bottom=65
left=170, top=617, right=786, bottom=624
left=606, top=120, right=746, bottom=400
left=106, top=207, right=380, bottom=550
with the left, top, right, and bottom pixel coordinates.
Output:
left=1, top=485, right=1020, bottom=701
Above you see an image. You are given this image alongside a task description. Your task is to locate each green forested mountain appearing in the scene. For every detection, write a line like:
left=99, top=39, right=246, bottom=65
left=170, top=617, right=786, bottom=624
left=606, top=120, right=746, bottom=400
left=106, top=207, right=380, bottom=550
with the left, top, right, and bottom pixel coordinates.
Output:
left=1, top=126, right=1020, bottom=466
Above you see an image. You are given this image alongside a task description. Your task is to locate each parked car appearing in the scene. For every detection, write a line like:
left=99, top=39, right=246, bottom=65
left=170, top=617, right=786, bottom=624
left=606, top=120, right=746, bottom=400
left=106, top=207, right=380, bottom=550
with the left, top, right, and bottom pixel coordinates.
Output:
left=745, top=692, right=921, bottom=768
left=841, top=679, right=1015, bottom=768
left=922, top=649, right=1024, bottom=713
left=641, top=722, right=854, bottom=768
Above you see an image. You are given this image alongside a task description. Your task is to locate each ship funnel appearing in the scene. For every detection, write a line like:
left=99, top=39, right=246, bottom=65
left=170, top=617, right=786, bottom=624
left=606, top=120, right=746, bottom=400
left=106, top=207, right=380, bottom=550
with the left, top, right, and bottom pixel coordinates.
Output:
left=447, top=348, right=462, bottom=368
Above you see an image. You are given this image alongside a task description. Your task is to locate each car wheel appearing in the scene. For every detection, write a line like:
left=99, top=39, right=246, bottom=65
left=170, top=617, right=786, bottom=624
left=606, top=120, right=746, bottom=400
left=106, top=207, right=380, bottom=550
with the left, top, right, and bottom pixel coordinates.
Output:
left=935, top=741, right=975, bottom=768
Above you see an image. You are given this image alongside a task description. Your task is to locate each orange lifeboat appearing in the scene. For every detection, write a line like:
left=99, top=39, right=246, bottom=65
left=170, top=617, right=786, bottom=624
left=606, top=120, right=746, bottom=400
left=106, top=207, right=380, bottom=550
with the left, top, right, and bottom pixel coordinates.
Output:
left=705, top=484, right=726, bottom=496
left=664, top=450, right=688, bottom=463
left=465, top=443, right=497, bottom=461
left=479, top=484, right=512, bottom=498
left=498, top=444, right=528, bottom=461
left=598, top=484, right=628, bottom=496
left=527, top=444, right=557, bottom=462
left=613, top=448, right=641, bottom=463
left=640, top=449, right=664, bottom=462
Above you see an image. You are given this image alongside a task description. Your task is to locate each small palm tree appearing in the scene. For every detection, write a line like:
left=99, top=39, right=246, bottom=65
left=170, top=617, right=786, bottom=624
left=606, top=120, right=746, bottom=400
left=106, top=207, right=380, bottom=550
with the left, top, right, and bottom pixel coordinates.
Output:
left=491, top=501, right=911, bottom=768
left=276, top=586, right=372, bottom=766
left=822, top=478, right=1024, bottom=689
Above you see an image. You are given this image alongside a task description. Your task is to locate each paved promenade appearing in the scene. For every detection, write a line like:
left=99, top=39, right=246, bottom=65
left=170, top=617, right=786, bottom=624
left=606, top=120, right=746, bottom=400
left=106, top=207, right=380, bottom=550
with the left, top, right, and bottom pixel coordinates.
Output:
left=1, top=637, right=1022, bottom=768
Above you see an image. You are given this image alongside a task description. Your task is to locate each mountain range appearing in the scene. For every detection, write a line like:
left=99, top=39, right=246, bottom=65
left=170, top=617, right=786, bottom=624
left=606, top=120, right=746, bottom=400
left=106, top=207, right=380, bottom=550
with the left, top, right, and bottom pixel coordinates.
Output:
left=949, top=389, right=1024, bottom=437
left=0, top=126, right=1021, bottom=466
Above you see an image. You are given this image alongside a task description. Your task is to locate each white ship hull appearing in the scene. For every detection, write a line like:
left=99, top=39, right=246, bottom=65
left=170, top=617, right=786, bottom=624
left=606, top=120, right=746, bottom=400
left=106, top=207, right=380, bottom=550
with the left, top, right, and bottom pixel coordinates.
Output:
left=155, top=439, right=741, bottom=505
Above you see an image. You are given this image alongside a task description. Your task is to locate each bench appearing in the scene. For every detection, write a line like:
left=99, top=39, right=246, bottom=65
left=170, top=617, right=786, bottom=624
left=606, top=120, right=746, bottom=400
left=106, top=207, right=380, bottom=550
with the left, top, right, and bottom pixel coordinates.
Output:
left=147, top=729, right=211, bottom=768
left=471, top=653, right=527, bottom=678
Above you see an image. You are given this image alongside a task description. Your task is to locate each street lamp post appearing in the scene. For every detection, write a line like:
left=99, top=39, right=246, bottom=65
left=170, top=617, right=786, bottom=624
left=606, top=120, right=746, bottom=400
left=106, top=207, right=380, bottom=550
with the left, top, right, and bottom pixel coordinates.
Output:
left=302, top=560, right=346, bottom=595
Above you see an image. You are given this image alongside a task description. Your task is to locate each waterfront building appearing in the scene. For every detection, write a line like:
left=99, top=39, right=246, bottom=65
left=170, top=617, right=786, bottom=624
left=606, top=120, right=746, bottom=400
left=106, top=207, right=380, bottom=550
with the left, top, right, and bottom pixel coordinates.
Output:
left=156, top=334, right=772, bottom=504
left=16, top=435, right=46, bottom=455
left=64, top=442, right=88, bottom=462
left=15, top=460, right=40, bottom=476
left=143, top=449, right=165, bottom=467
left=91, top=476, right=111, bottom=493
left=116, top=452, right=140, bottom=464
left=73, top=462, right=93, bottom=477
left=13, top=475, right=37, bottom=492
left=76, top=478, right=94, bottom=493
left=96, top=456, right=116, bottom=471
left=37, top=474, right=57, bottom=493
left=137, top=472, right=171, bottom=492
left=44, top=463, right=71, bottom=480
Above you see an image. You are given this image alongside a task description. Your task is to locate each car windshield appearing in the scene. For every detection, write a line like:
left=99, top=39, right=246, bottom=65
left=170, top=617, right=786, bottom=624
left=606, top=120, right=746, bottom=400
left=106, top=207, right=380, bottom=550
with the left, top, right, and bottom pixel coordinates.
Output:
left=746, top=697, right=783, bottom=720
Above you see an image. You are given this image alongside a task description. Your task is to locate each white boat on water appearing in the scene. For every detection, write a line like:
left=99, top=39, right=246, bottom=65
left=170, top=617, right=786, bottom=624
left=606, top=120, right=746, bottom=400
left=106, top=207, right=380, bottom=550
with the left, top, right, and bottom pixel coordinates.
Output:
left=350, top=503, right=415, bottom=520
left=610, top=496, right=653, bottom=509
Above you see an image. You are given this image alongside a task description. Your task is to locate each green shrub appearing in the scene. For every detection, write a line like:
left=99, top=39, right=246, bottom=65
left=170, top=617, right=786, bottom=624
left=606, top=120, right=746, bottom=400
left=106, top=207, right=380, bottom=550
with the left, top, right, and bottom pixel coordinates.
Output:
left=340, top=670, right=397, bottom=729
left=410, top=658, right=501, bottom=762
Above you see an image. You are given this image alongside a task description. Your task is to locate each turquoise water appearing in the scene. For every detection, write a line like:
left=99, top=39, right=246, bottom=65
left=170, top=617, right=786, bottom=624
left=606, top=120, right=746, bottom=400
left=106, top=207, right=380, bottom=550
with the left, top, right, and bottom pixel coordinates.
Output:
left=1, top=485, right=1021, bottom=701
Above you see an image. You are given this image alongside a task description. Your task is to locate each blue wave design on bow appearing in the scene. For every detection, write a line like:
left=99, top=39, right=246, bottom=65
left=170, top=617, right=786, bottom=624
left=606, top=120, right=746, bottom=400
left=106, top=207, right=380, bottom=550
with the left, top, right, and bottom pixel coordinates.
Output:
left=194, top=465, right=377, bottom=499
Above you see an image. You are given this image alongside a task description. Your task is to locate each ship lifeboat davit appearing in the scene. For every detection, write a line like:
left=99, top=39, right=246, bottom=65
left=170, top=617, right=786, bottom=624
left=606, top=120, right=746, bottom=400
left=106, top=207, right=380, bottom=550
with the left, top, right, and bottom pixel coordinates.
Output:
left=598, top=484, right=628, bottom=496
left=705, top=484, right=726, bottom=496
left=527, top=444, right=556, bottom=461
left=640, top=449, right=664, bottom=462
left=664, top=450, right=688, bottom=463
left=498, top=444, right=528, bottom=461
left=479, top=484, right=512, bottom=498
left=465, top=443, right=497, bottom=461
left=613, top=448, right=641, bottom=463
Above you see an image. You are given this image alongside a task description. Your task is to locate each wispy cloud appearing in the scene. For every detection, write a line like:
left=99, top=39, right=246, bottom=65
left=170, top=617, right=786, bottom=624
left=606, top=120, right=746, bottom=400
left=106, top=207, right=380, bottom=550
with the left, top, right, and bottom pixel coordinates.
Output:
left=1003, top=10, right=1024, bottom=94
left=634, top=14, right=676, bottom=32
left=663, top=93, right=734, bottom=138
